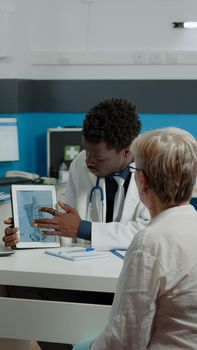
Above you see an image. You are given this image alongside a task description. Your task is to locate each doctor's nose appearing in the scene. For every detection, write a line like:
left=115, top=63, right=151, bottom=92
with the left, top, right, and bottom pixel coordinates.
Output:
left=86, top=154, right=96, bottom=166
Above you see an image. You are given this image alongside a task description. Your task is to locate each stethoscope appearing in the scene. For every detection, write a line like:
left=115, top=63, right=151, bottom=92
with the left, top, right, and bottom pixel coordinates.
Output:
left=88, top=165, right=134, bottom=222
left=89, top=177, right=104, bottom=222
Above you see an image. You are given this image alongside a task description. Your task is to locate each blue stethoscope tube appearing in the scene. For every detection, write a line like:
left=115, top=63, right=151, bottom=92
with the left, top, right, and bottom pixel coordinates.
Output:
left=89, top=177, right=104, bottom=221
left=89, top=177, right=104, bottom=202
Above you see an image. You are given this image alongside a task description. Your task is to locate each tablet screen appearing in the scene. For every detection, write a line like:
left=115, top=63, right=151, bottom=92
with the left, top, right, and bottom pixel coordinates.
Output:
left=11, top=185, right=60, bottom=248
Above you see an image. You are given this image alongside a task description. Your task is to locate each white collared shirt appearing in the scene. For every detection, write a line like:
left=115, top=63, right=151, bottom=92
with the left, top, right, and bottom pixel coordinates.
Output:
left=92, top=204, right=197, bottom=349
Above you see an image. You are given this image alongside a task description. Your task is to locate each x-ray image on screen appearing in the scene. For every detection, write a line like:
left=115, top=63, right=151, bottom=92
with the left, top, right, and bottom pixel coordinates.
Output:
left=16, top=190, right=55, bottom=242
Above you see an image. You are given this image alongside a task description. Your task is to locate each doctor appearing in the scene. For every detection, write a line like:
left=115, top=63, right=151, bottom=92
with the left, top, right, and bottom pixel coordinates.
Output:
left=3, top=98, right=149, bottom=250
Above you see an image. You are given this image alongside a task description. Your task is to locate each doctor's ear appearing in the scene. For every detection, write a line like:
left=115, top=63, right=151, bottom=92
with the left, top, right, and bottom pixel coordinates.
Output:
left=122, top=147, right=132, bottom=158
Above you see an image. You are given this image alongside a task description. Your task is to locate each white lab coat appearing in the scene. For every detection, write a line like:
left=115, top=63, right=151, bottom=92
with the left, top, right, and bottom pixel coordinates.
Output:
left=61, top=150, right=149, bottom=250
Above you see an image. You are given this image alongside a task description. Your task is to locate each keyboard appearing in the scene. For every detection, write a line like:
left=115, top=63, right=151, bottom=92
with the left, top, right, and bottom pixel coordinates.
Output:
left=0, top=177, right=33, bottom=185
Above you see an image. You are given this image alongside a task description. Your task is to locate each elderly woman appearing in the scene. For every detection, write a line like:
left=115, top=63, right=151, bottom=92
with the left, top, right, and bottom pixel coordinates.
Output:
left=73, top=127, right=197, bottom=350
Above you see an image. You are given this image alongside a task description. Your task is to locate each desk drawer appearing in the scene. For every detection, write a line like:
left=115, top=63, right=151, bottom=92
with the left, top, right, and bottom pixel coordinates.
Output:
left=0, top=297, right=111, bottom=344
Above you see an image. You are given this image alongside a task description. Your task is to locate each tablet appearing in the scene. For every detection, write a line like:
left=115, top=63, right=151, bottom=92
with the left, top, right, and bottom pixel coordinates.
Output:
left=11, top=184, right=60, bottom=249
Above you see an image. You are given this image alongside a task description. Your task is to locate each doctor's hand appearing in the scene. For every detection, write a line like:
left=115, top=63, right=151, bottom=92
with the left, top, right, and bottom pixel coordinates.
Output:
left=33, top=201, right=81, bottom=238
left=2, top=218, right=20, bottom=247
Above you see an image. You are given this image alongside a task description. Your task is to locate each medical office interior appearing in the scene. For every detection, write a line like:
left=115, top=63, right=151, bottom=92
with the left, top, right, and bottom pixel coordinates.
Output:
left=0, top=0, right=197, bottom=349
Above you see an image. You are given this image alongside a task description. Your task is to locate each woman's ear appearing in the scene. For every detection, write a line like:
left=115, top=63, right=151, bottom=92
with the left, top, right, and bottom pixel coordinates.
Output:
left=139, top=171, right=150, bottom=193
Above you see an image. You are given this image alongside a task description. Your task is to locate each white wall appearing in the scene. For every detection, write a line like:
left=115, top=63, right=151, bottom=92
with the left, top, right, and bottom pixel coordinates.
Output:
left=0, top=0, right=197, bottom=79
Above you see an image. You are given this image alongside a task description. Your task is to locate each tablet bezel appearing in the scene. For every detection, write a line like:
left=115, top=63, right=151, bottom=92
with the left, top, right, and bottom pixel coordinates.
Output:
left=11, top=184, right=60, bottom=249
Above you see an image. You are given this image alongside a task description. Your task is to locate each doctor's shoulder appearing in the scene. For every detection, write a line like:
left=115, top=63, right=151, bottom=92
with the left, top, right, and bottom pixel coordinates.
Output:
left=72, top=150, right=86, bottom=166
left=69, top=150, right=86, bottom=172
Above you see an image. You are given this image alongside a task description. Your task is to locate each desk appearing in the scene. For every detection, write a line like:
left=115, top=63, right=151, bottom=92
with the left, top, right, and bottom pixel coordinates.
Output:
left=0, top=249, right=123, bottom=344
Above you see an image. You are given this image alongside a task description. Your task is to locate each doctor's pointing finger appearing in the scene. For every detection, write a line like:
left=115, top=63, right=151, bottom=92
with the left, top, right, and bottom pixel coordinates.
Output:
left=33, top=201, right=81, bottom=238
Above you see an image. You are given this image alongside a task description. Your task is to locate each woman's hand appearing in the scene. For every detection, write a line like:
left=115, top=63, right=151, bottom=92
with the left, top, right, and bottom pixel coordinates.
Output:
left=2, top=218, right=19, bottom=247
left=33, top=201, right=81, bottom=238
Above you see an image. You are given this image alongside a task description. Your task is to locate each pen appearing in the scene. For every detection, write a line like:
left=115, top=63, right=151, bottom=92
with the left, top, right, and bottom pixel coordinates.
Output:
left=111, top=249, right=126, bottom=260
left=59, top=247, right=95, bottom=254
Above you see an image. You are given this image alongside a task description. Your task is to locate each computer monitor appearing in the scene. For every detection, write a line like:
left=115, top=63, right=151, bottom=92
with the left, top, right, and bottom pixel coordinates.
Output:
left=0, top=118, right=19, bottom=161
left=47, top=127, right=83, bottom=178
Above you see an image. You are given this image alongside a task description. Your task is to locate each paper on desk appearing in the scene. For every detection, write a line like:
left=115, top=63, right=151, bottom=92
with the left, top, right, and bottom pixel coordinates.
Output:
left=45, top=248, right=110, bottom=261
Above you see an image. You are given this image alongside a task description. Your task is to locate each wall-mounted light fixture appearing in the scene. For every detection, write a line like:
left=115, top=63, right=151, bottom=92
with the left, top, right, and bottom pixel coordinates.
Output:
left=173, top=22, right=197, bottom=29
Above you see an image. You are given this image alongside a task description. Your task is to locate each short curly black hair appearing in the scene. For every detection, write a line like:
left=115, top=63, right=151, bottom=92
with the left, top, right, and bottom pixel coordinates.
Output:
left=83, top=98, right=141, bottom=151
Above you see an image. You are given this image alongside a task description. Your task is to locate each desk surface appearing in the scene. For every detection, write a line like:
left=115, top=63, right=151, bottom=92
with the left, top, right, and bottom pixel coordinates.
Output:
left=0, top=248, right=123, bottom=344
left=0, top=248, right=123, bottom=293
